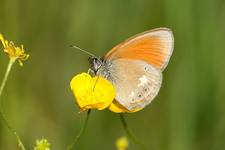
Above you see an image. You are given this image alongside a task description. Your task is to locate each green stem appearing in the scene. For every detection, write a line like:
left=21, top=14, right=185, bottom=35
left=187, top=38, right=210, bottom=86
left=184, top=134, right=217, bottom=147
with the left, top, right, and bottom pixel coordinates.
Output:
left=66, top=109, right=91, bottom=150
left=0, top=59, right=14, bottom=98
left=120, top=114, right=147, bottom=150
left=0, top=59, right=26, bottom=150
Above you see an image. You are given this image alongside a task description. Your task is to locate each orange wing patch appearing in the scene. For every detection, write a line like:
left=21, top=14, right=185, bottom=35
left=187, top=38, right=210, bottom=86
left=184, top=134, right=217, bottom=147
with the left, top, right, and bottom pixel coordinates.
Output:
left=105, top=28, right=174, bottom=71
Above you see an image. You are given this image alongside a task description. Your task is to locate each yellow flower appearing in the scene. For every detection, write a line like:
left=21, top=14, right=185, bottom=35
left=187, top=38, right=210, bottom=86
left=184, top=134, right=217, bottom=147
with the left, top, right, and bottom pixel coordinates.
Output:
left=0, top=33, right=29, bottom=66
left=34, top=138, right=50, bottom=150
left=70, top=73, right=116, bottom=111
left=116, top=136, right=129, bottom=150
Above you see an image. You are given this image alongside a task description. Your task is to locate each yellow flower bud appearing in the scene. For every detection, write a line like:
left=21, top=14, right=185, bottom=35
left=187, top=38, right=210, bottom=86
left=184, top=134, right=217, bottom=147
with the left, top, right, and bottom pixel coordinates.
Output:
left=116, top=136, right=129, bottom=150
left=0, top=34, right=29, bottom=66
left=34, top=138, right=50, bottom=150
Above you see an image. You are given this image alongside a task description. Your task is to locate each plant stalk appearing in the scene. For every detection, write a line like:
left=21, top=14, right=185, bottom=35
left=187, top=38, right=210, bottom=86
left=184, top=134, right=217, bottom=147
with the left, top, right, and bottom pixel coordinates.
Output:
left=120, top=114, right=147, bottom=150
left=66, top=109, right=91, bottom=150
left=0, top=59, right=26, bottom=150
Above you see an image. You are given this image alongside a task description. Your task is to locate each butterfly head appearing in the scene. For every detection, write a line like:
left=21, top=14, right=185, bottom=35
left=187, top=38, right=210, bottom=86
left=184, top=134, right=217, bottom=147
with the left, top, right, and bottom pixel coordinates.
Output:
left=88, top=57, right=103, bottom=74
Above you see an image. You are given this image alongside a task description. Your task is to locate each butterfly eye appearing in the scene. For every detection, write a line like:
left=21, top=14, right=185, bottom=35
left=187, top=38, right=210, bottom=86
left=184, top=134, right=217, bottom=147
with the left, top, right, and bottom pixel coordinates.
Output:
left=89, top=57, right=103, bottom=74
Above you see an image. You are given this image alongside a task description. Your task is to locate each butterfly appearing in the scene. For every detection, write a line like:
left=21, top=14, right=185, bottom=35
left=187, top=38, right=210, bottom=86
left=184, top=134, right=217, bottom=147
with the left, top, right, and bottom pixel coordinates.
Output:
left=88, top=28, right=174, bottom=112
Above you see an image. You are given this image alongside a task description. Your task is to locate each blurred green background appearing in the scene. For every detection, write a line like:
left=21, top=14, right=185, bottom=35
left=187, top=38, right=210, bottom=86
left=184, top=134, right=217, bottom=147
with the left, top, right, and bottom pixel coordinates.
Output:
left=0, top=0, right=225, bottom=149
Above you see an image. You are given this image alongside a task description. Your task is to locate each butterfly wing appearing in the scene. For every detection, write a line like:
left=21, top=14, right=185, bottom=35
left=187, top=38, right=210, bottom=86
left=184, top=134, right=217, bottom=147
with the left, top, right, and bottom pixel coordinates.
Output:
left=105, top=28, right=174, bottom=71
left=99, top=59, right=162, bottom=111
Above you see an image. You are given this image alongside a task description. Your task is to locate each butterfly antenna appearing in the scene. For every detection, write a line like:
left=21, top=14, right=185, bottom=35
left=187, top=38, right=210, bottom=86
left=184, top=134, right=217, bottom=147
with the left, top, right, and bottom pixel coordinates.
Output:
left=70, top=45, right=96, bottom=57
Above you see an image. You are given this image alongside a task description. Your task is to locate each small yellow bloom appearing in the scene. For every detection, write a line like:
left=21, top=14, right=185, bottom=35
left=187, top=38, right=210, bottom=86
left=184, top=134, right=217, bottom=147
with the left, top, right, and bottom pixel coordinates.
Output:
left=116, top=136, right=129, bottom=150
left=0, top=33, right=29, bottom=66
left=70, top=73, right=116, bottom=111
left=34, top=138, right=51, bottom=150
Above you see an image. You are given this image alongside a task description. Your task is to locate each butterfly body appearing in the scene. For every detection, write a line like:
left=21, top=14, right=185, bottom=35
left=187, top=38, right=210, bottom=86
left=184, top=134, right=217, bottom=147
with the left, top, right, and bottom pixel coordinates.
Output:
left=89, top=28, right=174, bottom=112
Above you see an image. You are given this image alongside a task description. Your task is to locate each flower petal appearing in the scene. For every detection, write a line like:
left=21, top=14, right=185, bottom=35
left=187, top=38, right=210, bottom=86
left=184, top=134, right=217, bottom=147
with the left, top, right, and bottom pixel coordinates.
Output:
left=70, top=73, right=116, bottom=111
left=0, top=34, right=29, bottom=65
left=109, top=100, right=143, bottom=113
left=109, top=101, right=128, bottom=113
